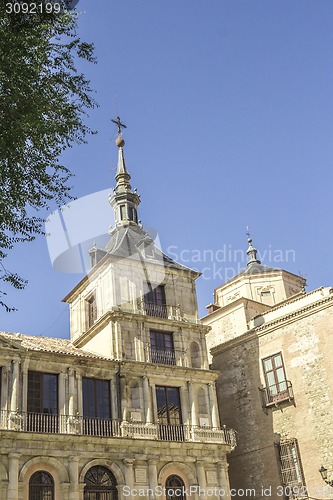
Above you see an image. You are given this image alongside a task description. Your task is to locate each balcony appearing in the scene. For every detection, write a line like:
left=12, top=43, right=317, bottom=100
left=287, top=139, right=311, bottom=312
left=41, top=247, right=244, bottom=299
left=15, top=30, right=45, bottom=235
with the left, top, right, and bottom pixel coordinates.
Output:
left=0, top=411, right=236, bottom=448
left=145, top=346, right=187, bottom=367
left=141, top=301, right=182, bottom=321
left=260, top=380, right=294, bottom=407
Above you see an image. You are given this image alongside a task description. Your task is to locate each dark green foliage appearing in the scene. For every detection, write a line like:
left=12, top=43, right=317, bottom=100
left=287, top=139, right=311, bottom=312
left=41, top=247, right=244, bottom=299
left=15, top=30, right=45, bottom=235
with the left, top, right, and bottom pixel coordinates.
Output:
left=0, top=0, right=97, bottom=310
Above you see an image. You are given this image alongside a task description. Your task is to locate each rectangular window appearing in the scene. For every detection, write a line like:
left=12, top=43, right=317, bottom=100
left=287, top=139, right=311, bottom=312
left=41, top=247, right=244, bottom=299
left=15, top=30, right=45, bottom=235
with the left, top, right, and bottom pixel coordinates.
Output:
left=144, top=284, right=166, bottom=318
left=156, top=385, right=182, bottom=424
left=262, top=352, right=290, bottom=404
left=87, top=294, right=97, bottom=328
left=120, top=205, right=126, bottom=220
left=156, top=386, right=183, bottom=441
left=279, top=438, right=307, bottom=496
left=27, top=371, right=58, bottom=432
left=82, top=378, right=111, bottom=419
left=82, top=378, right=112, bottom=437
left=150, top=330, right=175, bottom=365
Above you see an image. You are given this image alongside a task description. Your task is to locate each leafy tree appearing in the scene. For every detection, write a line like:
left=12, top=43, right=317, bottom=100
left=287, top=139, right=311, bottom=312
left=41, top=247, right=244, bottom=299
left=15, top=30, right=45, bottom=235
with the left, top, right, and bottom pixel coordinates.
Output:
left=0, top=0, right=97, bottom=310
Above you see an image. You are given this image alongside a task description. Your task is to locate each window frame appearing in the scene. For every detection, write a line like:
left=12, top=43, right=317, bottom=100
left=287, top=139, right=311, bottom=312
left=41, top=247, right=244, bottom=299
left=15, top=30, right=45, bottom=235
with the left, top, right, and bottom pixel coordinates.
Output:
left=278, top=438, right=307, bottom=496
left=82, top=377, right=111, bottom=420
left=262, top=352, right=289, bottom=403
left=29, top=470, right=55, bottom=500
left=87, top=293, right=97, bottom=328
left=27, top=371, right=58, bottom=415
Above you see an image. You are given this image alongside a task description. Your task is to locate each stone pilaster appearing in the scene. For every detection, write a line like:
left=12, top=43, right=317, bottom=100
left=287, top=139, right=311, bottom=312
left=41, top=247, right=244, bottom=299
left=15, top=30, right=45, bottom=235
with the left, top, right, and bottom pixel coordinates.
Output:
left=148, top=460, right=158, bottom=500
left=7, top=452, right=20, bottom=500
left=68, top=456, right=79, bottom=500
left=143, top=376, right=153, bottom=424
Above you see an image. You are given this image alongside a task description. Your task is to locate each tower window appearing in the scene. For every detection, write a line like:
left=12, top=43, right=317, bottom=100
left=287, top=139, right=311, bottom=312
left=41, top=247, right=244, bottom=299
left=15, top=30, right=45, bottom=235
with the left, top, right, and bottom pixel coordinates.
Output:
left=87, top=294, right=97, bottom=328
left=129, top=206, right=138, bottom=223
left=120, top=205, right=126, bottom=220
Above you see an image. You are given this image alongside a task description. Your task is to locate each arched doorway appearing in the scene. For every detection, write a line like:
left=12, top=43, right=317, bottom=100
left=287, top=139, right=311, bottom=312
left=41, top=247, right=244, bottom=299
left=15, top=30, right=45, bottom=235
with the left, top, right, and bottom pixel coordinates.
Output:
left=165, top=474, right=186, bottom=499
left=84, top=465, right=118, bottom=500
left=29, top=471, right=54, bottom=500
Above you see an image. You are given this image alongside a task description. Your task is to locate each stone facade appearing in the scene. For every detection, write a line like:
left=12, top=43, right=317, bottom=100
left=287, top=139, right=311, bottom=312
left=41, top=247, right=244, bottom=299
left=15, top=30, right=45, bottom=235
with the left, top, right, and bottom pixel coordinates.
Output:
left=0, top=135, right=235, bottom=499
left=203, top=240, right=333, bottom=500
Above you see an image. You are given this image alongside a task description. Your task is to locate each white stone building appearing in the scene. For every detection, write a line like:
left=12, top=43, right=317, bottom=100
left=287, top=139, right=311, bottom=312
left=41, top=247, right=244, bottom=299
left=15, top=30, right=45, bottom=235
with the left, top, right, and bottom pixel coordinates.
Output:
left=0, top=132, right=235, bottom=500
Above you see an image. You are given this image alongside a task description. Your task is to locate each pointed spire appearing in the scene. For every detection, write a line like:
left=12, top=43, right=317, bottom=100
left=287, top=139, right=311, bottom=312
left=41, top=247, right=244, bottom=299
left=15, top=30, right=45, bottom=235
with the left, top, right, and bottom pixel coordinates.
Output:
left=246, top=232, right=261, bottom=266
left=115, top=136, right=132, bottom=192
left=109, top=118, right=141, bottom=228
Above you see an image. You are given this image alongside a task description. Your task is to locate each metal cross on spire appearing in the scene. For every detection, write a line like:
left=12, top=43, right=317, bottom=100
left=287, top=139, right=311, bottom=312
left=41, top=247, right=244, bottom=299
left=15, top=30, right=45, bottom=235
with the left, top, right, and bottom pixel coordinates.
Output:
left=111, top=116, right=127, bottom=135
left=246, top=226, right=251, bottom=239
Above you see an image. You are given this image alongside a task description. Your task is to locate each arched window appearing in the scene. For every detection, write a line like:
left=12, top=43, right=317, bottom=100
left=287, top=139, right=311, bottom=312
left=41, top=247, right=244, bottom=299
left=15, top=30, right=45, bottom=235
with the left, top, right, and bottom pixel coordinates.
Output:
left=84, top=466, right=118, bottom=500
left=29, top=471, right=54, bottom=500
left=165, top=475, right=186, bottom=500
left=190, top=342, right=201, bottom=368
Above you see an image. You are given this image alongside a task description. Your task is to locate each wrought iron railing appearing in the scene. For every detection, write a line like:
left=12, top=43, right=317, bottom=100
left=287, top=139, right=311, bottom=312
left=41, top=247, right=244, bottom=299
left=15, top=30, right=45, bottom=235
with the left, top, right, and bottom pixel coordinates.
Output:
left=0, top=411, right=236, bottom=447
left=260, top=380, right=294, bottom=407
left=142, top=301, right=181, bottom=320
left=149, top=348, right=176, bottom=365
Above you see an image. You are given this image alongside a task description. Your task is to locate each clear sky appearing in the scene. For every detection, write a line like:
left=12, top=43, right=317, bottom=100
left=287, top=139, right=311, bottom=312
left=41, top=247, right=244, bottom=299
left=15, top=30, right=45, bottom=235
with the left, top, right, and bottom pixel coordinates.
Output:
left=2, top=0, right=333, bottom=339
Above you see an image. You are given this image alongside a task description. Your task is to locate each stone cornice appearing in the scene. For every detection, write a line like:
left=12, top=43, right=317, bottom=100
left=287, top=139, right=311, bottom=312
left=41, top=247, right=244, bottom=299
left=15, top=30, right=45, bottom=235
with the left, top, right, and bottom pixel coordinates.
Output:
left=73, top=309, right=210, bottom=348
left=211, top=292, right=333, bottom=355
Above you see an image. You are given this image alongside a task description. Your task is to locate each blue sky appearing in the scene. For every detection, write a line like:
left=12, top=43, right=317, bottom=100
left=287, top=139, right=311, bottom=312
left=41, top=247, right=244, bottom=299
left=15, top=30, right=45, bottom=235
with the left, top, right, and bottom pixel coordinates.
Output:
left=2, top=0, right=333, bottom=338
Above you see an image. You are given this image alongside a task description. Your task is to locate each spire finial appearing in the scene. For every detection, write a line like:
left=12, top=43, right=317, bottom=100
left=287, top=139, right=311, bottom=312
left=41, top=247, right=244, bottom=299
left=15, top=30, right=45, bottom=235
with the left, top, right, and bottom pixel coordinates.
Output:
left=246, top=227, right=261, bottom=266
left=111, top=115, right=127, bottom=136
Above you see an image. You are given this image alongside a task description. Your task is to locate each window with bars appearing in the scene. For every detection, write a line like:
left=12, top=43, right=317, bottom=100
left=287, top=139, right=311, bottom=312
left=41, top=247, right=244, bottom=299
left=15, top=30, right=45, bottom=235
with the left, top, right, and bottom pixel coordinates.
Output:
left=279, top=438, right=307, bottom=497
left=84, top=466, right=118, bottom=500
left=29, top=470, right=54, bottom=500
left=165, top=475, right=187, bottom=500
left=262, top=352, right=292, bottom=404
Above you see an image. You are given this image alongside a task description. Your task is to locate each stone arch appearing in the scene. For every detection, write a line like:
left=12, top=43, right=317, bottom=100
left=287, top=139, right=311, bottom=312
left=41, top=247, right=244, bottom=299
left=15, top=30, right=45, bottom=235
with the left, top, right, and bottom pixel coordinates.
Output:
left=79, top=459, right=125, bottom=486
left=19, top=456, right=69, bottom=483
left=158, top=461, right=196, bottom=485
left=20, top=456, right=68, bottom=500
left=190, top=341, right=201, bottom=368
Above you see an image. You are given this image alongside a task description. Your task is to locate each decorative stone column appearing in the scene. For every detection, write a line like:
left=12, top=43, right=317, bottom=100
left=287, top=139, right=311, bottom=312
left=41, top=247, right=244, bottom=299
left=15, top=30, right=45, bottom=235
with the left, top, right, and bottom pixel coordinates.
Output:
left=10, top=360, right=20, bottom=412
left=7, top=452, right=20, bottom=500
left=180, top=385, right=190, bottom=426
left=76, top=372, right=83, bottom=417
left=21, top=358, right=29, bottom=413
left=216, top=461, right=231, bottom=499
left=68, top=368, right=76, bottom=416
left=143, top=376, right=153, bottom=424
left=68, top=456, right=80, bottom=500
left=148, top=460, right=158, bottom=500
left=208, top=383, right=219, bottom=428
left=196, top=460, right=207, bottom=490
left=188, top=381, right=198, bottom=426
left=123, top=459, right=135, bottom=492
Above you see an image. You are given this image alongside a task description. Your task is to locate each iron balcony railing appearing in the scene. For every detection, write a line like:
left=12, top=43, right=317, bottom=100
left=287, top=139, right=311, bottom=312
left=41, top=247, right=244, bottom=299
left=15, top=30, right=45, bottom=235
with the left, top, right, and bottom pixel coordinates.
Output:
left=260, top=380, right=294, bottom=407
left=144, top=345, right=187, bottom=367
left=141, top=301, right=182, bottom=320
left=0, top=411, right=236, bottom=447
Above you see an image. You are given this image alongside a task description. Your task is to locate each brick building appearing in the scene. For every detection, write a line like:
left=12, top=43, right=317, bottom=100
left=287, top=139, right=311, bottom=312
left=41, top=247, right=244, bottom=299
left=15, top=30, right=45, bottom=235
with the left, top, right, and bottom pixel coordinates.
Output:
left=202, top=238, right=333, bottom=500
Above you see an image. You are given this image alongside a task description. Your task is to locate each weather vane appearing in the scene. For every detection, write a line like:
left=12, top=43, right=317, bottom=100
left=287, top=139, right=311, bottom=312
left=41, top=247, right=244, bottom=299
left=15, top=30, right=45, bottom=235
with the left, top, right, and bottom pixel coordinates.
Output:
left=246, top=226, right=251, bottom=239
left=111, top=116, right=127, bottom=135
